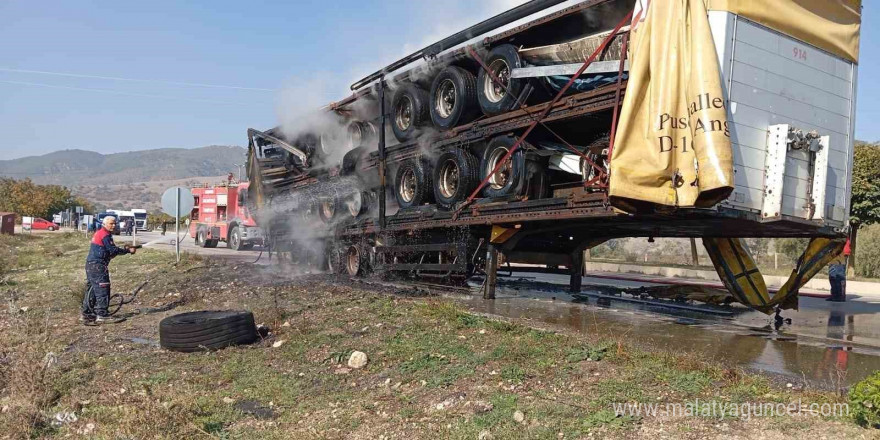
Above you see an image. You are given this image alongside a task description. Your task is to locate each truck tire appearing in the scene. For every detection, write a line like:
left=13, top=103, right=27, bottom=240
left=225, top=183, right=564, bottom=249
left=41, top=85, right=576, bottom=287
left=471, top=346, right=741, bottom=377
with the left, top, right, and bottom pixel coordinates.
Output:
left=391, top=84, right=430, bottom=142
left=430, top=66, right=478, bottom=130
left=477, top=44, right=525, bottom=117
left=433, top=148, right=480, bottom=210
left=395, top=160, right=432, bottom=209
left=344, top=245, right=365, bottom=277
left=318, top=196, right=341, bottom=224
left=326, top=245, right=343, bottom=274
left=229, top=226, right=243, bottom=251
left=480, top=135, right=525, bottom=198
left=197, top=229, right=208, bottom=248
left=347, top=120, right=378, bottom=149
left=159, top=310, right=258, bottom=353
left=206, top=238, right=219, bottom=248
left=346, top=192, right=367, bottom=218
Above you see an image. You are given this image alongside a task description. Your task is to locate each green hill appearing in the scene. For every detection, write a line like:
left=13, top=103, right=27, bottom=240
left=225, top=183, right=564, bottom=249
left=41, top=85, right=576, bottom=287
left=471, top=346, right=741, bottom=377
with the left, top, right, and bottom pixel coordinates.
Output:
left=0, top=146, right=246, bottom=186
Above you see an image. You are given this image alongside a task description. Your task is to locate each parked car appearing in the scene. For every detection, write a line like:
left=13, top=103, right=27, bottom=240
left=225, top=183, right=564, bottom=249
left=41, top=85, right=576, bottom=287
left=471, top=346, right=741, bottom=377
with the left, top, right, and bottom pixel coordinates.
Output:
left=31, top=218, right=60, bottom=231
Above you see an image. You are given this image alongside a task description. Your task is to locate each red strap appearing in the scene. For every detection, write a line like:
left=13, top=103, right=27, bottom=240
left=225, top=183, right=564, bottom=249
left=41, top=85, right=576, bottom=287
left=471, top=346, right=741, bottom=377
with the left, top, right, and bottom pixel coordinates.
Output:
left=463, top=10, right=634, bottom=206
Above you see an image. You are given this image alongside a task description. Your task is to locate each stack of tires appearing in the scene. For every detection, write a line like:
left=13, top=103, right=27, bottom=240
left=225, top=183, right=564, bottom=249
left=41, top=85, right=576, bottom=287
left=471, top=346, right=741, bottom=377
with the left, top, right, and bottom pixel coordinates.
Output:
left=389, top=44, right=543, bottom=211
left=389, top=44, right=529, bottom=144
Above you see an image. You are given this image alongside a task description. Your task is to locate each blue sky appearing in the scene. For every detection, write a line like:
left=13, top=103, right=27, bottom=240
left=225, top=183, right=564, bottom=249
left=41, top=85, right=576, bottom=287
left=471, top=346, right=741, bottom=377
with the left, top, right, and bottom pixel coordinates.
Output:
left=0, top=0, right=876, bottom=160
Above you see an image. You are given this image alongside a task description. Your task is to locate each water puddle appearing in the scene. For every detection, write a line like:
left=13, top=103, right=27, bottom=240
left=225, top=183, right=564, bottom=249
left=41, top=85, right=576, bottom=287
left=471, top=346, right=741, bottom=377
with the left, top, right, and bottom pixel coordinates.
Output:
left=456, top=276, right=880, bottom=388
left=130, top=337, right=160, bottom=347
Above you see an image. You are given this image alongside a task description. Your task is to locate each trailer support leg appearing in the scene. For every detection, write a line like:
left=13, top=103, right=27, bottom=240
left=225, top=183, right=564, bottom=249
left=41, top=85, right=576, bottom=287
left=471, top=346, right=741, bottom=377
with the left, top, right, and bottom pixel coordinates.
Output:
left=569, top=251, right=583, bottom=293
left=484, top=244, right=499, bottom=300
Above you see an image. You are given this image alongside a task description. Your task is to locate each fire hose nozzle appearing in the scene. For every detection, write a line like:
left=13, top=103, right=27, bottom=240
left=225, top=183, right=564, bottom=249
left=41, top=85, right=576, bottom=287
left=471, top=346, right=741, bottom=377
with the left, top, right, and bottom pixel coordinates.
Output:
left=130, top=244, right=143, bottom=249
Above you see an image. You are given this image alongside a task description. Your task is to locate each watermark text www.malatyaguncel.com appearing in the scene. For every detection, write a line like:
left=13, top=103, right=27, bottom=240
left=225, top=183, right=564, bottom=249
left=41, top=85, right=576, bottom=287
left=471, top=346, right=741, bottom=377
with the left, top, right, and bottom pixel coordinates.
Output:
left=612, top=400, right=849, bottom=420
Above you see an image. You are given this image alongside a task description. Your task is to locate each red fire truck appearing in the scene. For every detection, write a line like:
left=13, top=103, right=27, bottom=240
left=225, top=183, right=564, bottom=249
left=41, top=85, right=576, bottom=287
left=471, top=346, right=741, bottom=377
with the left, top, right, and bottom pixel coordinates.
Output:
left=189, top=179, right=263, bottom=251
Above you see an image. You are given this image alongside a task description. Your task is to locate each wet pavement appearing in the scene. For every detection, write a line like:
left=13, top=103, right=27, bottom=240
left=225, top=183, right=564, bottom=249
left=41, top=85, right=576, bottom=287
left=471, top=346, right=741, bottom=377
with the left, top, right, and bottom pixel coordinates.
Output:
left=120, top=230, right=270, bottom=266
left=460, top=273, right=880, bottom=389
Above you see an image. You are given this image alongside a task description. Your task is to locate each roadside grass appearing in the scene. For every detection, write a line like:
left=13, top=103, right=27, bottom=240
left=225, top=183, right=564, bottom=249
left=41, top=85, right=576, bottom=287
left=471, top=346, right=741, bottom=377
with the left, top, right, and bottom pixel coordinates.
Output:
left=0, top=233, right=868, bottom=438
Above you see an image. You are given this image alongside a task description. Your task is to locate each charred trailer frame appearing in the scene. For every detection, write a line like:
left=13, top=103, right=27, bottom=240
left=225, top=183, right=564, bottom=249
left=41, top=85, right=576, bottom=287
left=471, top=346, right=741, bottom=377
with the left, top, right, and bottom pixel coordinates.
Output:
left=246, top=0, right=857, bottom=307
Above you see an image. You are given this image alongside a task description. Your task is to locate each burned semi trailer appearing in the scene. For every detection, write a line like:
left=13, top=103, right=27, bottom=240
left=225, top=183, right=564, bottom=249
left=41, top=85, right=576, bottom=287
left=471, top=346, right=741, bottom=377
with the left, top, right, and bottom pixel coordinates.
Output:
left=248, top=0, right=860, bottom=313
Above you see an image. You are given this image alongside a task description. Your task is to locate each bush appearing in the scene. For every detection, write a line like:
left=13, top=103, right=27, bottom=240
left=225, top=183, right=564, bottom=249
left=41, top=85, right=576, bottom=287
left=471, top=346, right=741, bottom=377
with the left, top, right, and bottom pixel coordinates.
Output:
left=855, top=224, right=880, bottom=278
left=775, top=238, right=809, bottom=263
left=850, top=370, right=880, bottom=427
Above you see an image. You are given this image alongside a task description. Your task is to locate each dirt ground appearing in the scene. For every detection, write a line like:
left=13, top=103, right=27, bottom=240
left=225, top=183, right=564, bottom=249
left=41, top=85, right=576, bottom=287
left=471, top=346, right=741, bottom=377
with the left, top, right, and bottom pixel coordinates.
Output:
left=0, top=233, right=875, bottom=439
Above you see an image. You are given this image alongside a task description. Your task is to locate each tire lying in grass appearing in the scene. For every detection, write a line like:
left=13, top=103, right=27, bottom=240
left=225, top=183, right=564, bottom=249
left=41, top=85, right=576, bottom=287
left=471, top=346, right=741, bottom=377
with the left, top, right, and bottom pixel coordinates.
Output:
left=159, top=310, right=258, bottom=353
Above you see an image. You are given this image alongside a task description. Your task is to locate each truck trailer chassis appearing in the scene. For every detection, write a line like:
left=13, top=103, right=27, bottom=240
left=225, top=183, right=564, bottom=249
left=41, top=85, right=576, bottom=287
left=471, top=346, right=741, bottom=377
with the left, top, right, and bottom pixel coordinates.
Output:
left=247, top=0, right=857, bottom=311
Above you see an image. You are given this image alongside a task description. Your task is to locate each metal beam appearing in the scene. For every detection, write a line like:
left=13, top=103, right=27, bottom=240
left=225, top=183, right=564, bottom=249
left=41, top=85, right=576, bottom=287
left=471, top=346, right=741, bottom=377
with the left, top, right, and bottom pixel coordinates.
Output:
left=506, top=251, right=572, bottom=267
left=378, top=79, right=387, bottom=230
left=350, top=0, right=571, bottom=91
left=570, top=250, right=584, bottom=293
left=510, top=60, right=629, bottom=79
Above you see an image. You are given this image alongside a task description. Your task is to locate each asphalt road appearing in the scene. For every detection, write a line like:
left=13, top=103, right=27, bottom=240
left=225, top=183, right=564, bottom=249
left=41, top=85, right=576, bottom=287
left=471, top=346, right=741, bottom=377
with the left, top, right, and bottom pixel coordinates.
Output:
left=117, top=229, right=270, bottom=265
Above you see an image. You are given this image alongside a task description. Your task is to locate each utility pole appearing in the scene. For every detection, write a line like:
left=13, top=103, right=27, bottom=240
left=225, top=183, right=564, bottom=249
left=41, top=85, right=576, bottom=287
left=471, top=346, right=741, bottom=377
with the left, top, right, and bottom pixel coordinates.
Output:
left=233, top=164, right=245, bottom=182
left=175, top=187, right=181, bottom=263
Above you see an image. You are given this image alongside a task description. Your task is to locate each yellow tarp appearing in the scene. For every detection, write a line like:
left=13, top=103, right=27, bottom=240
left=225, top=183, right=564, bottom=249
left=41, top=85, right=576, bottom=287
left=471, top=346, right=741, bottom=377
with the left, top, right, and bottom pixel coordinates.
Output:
left=609, top=0, right=734, bottom=211
left=707, top=0, right=861, bottom=63
left=703, top=237, right=846, bottom=314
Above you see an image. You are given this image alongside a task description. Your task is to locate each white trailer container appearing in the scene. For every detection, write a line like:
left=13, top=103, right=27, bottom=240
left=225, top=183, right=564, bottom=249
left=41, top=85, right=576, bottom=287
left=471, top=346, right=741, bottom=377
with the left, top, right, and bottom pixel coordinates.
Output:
left=708, top=11, right=857, bottom=231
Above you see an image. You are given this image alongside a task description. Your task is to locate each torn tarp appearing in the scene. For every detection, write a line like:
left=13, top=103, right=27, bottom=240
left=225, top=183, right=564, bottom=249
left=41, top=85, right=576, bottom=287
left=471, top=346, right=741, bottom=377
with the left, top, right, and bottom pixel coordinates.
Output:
left=609, top=0, right=734, bottom=211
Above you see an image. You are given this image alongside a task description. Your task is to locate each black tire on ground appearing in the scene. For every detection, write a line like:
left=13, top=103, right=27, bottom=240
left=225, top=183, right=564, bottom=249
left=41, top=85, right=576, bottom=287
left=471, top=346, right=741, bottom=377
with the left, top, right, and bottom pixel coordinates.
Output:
left=48, top=226, right=55, bottom=231
left=430, top=66, right=479, bottom=130
left=205, top=238, right=219, bottom=248
left=229, top=226, right=243, bottom=251
left=433, top=148, right=480, bottom=210
left=477, top=44, right=525, bottom=117
left=480, top=135, right=525, bottom=198
left=197, top=229, right=207, bottom=248
left=394, top=160, right=433, bottom=209
left=159, top=310, right=258, bottom=353
left=391, top=84, right=430, bottom=142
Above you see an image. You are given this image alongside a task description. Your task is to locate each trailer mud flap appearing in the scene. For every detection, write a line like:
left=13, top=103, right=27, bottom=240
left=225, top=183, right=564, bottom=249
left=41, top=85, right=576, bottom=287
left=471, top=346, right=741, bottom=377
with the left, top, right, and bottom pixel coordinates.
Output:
left=703, top=237, right=845, bottom=314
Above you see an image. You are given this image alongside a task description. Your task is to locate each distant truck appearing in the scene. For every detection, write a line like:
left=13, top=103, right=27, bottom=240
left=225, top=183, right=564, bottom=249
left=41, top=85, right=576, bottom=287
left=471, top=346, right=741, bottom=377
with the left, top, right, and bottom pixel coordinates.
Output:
left=189, top=181, right=263, bottom=250
left=132, top=209, right=148, bottom=231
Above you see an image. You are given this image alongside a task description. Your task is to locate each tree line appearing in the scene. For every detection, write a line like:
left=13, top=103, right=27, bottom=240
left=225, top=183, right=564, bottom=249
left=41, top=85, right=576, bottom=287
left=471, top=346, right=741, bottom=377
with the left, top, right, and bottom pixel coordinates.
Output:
left=0, top=178, right=94, bottom=221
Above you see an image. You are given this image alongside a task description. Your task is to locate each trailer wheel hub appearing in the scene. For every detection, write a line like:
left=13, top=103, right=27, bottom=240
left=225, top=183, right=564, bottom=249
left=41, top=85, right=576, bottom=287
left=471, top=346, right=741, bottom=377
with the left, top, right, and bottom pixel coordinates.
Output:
left=347, top=193, right=363, bottom=217
left=435, top=79, right=457, bottom=119
left=399, top=168, right=417, bottom=203
left=345, top=245, right=361, bottom=276
left=395, top=96, right=414, bottom=131
left=486, top=146, right=512, bottom=190
left=484, top=59, right=510, bottom=104
left=321, top=200, right=336, bottom=219
left=438, top=159, right=460, bottom=199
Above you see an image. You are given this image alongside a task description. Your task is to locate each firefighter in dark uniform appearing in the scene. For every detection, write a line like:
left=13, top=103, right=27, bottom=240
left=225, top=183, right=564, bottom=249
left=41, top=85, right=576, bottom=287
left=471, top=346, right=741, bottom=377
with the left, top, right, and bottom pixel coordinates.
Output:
left=81, top=216, right=137, bottom=324
left=827, top=237, right=851, bottom=303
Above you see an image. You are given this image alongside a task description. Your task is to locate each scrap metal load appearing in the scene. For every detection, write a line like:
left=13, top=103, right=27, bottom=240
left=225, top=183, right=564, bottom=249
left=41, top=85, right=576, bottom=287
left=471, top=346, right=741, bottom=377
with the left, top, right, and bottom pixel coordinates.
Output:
left=247, top=0, right=860, bottom=313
